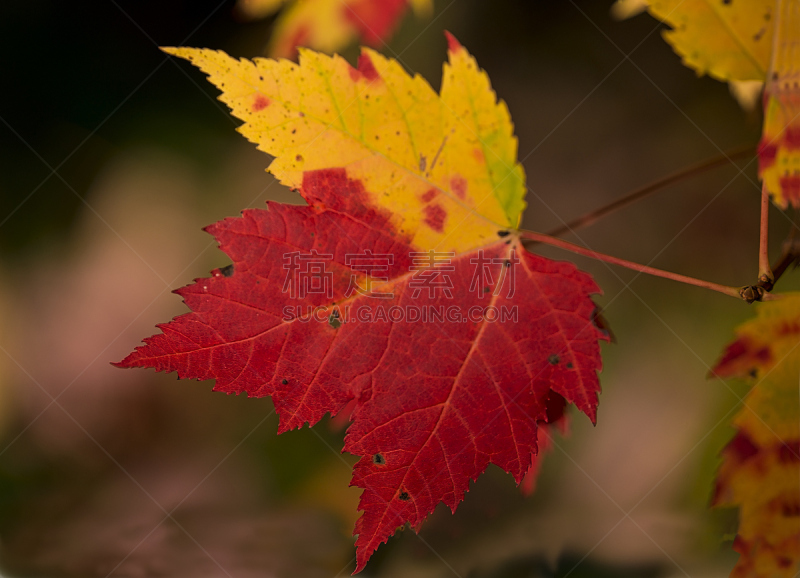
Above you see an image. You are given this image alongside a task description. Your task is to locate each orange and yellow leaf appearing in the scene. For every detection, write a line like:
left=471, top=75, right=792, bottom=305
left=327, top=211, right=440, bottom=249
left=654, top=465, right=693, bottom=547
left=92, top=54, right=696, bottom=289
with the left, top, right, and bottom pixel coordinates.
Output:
left=712, top=294, right=800, bottom=576
left=615, top=0, right=774, bottom=82
left=758, top=0, right=800, bottom=209
left=162, top=37, right=525, bottom=254
left=236, top=0, right=432, bottom=59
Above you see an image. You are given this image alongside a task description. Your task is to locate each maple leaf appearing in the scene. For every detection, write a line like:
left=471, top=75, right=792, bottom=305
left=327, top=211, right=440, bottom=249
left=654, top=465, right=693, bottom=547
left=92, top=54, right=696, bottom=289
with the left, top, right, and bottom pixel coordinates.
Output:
left=236, top=0, right=432, bottom=59
left=758, top=1, right=800, bottom=209
left=621, top=1, right=800, bottom=209
left=616, top=0, right=773, bottom=81
left=115, top=36, right=609, bottom=571
left=711, top=294, right=800, bottom=577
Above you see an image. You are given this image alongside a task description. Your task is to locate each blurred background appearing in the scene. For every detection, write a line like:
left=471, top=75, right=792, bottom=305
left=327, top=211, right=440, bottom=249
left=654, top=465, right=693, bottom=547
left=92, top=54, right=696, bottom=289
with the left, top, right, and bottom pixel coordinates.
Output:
left=0, top=0, right=791, bottom=576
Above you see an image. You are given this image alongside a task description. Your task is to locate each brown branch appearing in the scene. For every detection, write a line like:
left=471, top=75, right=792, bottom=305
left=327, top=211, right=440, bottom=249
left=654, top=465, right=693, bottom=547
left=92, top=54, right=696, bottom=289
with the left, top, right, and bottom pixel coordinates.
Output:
left=759, top=227, right=800, bottom=290
left=517, top=230, right=760, bottom=301
left=758, top=182, right=774, bottom=290
left=546, top=145, right=756, bottom=238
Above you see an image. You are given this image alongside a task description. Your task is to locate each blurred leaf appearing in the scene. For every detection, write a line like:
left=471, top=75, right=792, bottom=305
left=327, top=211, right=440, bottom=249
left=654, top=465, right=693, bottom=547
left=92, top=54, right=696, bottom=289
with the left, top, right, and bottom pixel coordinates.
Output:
left=711, top=294, right=800, bottom=576
left=615, top=0, right=773, bottom=82
left=237, top=0, right=433, bottom=59
left=757, top=1, right=800, bottom=209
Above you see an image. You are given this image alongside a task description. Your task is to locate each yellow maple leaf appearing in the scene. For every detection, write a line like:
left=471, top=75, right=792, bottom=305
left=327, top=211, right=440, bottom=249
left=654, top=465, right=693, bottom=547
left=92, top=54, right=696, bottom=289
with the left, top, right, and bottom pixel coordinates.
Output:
left=236, top=0, right=289, bottom=20
left=613, top=0, right=774, bottom=81
left=163, top=35, right=525, bottom=253
left=616, top=0, right=800, bottom=209
left=758, top=0, right=800, bottom=209
left=712, top=294, right=800, bottom=576
left=236, top=0, right=433, bottom=59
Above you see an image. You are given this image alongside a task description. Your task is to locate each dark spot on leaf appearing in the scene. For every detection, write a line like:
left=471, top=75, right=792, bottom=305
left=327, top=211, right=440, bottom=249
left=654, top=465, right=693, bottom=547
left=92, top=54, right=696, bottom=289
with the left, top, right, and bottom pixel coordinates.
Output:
left=484, top=287, right=490, bottom=293
left=220, top=264, right=234, bottom=277
left=722, top=0, right=731, bottom=4
left=450, top=175, right=467, bottom=199
left=778, top=556, right=794, bottom=568
left=296, top=154, right=303, bottom=162
left=252, top=94, right=270, bottom=111
left=566, top=362, right=573, bottom=369
left=421, top=188, right=438, bottom=203
left=779, top=441, right=800, bottom=463
left=329, top=310, right=342, bottom=329
left=548, top=354, right=559, bottom=365
left=423, top=204, right=447, bottom=232
left=373, top=453, right=385, bottom=465
left=504, top=260, right=511, bottom=267
left=497, top=230, right=510, bottom=237
left=399, top=491, right=410, bottom=501
left=282, top=378, right=288, bottom=385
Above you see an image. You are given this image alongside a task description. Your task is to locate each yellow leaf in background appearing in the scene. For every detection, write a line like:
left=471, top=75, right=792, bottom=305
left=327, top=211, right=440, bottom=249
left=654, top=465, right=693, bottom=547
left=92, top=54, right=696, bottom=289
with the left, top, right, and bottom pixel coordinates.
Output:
left=407, top=0, right=433, bottom=17
left=235, top=0, right=432, bottom=59
left=729, top=79, right=765, bottom=110
left=712, top=294, right=800, bottom=577
left=162, top=36, right=525, bottom=253
left=614, top=0, right=773, bottom=82
left=619, top=0, right=800, bottom=209
left=758, top=0, right=800, bottom=209
left=236, top=0, right=289, bottom=20
left=712, top=292, right=800, bottom=381
left=610, top=0, right=648, bottom=20
left=714, top=431, right=800, bottom=578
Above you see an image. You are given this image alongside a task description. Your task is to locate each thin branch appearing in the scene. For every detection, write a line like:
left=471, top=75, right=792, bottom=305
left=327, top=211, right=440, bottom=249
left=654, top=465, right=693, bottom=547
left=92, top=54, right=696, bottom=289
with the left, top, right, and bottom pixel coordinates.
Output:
left=546, top=145, right=755, bottom=238
left=517, top=229, right=777, bottom=302
left=758, top=181, right=774, bottom=289
left=760, top=225, right=800, bottom=289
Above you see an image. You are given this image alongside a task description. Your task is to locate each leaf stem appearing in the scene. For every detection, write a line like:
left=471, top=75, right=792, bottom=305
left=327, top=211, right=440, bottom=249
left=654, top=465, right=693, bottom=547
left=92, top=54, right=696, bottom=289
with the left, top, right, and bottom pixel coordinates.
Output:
left=517, top=229, right=777, bottom=302
left=761, top=226, right=800, bottom=289
left=546, top=145, right=755, bottom=238
left=758, top=181, right=774, bottom=289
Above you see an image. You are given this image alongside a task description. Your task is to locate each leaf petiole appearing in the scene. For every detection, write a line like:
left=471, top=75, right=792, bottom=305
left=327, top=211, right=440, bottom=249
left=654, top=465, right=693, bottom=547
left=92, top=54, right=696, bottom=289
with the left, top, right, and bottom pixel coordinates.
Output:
left=517, top=229, right=779, bottom=302
left=758, top=182, right=774, bottom=290
left=546, top=146, right=755, bottom=238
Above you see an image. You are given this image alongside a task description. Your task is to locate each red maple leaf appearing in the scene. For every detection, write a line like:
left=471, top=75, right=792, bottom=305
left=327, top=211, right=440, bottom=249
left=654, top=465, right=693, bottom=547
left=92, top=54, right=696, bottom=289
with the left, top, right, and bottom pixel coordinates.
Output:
left=116, top=41, right=609, bottom=571
left=116, top=168, right=608, bottom=569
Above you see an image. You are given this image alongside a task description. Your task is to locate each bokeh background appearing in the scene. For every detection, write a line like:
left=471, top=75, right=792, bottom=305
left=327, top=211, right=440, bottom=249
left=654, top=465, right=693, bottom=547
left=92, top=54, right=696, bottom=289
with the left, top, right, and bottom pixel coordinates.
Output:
left=0, top=1, right=792, bottom=576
